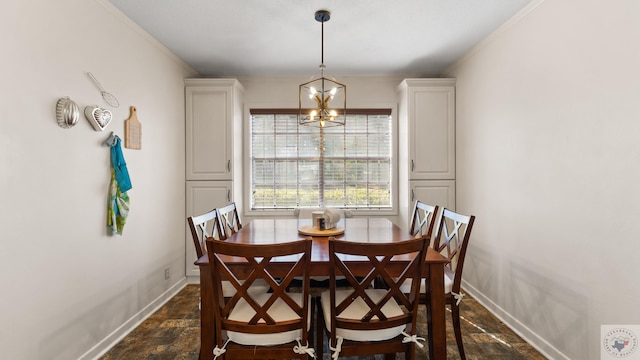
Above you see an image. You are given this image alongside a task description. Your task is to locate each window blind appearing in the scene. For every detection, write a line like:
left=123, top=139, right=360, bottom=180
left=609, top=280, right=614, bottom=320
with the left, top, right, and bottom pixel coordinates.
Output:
left=250, top=109, right=392, bottom=210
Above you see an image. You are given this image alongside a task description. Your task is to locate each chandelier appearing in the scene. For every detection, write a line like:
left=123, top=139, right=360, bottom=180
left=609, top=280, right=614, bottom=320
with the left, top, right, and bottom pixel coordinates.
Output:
left=299, top=10, right=346, bottom=128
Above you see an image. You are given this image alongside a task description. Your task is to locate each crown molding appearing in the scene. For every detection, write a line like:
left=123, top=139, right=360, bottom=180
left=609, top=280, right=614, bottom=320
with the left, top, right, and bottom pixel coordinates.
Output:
left=443, top=0, right=546, bottom=76
left=94, top=0, right=197, bottom=76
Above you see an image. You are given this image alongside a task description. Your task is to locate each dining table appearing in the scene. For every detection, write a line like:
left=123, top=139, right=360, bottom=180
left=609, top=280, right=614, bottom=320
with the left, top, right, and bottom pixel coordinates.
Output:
left=195, top=217, right=449, bottom=359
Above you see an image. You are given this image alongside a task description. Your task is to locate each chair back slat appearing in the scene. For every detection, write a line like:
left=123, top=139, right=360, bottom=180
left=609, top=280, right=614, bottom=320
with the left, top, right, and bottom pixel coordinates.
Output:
left=216, top=202, right=242, bottom=239
left=409, top=201, right=439, bottom=246
left=187, top=208, right=224, bottom=258
left=433, top=208, right=476, bottom=292
left=207, top=238, right=312, bottom=340
left=328, top=237, right=428, bottom=333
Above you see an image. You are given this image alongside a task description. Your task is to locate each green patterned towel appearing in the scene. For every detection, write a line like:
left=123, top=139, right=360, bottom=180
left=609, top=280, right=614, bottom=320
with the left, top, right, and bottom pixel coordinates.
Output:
left=108, top=167, right=130, bottom=235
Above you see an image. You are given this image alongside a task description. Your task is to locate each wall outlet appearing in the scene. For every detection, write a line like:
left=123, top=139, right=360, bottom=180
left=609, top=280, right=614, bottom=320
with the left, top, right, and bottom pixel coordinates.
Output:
left=164, top=267, right=170, bottom=280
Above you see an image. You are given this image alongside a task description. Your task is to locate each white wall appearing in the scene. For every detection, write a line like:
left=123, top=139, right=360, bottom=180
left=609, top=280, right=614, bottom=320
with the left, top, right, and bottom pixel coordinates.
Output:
left=447, top=0, right=640, bottom=359
left=0, top=1, right=195, bottom=359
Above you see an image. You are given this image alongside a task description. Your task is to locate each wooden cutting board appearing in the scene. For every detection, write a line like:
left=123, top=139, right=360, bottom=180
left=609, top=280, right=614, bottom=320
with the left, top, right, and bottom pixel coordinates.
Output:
left=124, top=106, right=141, bottom=149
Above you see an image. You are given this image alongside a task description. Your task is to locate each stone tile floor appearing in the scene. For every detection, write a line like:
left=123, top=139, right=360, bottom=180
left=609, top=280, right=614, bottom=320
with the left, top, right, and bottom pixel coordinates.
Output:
left=99, top=284, right=547, bottom=360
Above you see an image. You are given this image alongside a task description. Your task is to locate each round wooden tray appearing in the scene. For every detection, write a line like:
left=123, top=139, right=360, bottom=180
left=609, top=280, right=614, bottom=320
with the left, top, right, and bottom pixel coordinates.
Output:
left=298, top=225, right=345, bottom=236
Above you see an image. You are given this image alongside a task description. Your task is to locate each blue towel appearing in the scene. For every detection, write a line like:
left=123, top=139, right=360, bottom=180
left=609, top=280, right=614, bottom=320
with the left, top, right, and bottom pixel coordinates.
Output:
left=111, top=137, right=132, bottom=192
left=108, top=137, right=131, bottom=235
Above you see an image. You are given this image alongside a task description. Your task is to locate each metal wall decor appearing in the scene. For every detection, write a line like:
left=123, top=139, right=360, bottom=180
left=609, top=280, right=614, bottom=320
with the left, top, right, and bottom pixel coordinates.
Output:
left=56, top=97, right=80, bottom=129
left=87, top=72, right=119, bottom=108
left=84, top=105, right=113, bottom=131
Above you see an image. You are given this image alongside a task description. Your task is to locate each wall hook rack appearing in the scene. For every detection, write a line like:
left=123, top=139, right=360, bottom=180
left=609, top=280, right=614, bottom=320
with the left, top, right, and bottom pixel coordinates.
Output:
left=103, top=131, right=119, bottom=147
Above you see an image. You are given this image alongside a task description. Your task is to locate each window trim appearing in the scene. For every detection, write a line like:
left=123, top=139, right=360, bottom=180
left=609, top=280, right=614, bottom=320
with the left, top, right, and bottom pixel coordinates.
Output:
left=243, top=104, right=399, bottom=218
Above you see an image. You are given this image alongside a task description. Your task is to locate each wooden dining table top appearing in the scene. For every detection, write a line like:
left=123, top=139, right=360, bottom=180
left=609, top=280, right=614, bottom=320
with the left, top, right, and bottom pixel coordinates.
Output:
left=196, top=217, right=448, bottom=276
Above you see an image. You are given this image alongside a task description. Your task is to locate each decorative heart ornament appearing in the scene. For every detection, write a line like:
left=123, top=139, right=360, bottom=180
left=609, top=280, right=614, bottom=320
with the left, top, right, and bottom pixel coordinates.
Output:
left=84, top=105, right=113, bottom=131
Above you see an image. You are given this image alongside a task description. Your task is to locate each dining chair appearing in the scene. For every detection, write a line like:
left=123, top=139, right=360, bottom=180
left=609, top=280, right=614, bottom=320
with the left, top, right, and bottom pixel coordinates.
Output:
left=188, top=209, right=224, bottom=314
left=317, top=236, right=429, bottom=360
left=205, top=238, right=315, bottom=360
left=375, top=200, right=439, bottom=292
left=409, top=201, right=440, bottom=245
left=216, top=202, right=242, bottom=239
left=187, top=208, right=223, bottom=259
left=187, top=209, right=268, bottom=299
left=431, top=208, right=475, bottom=360
left=402, top=208, right=476, bottom=360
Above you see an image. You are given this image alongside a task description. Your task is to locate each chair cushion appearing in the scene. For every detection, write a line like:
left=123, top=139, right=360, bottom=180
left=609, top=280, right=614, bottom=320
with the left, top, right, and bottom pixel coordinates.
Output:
left=398, top=273, right=454, bottom=294
left=320, top=289, right=406, bottom=342
left=221, top=278, right=270, bottom=298
left=227, top=292, right=311, bottom=346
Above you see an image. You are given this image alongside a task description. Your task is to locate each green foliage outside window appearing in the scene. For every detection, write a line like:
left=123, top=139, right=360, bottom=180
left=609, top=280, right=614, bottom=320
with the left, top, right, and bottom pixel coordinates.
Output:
left=252, top=187, right=390, bottom=209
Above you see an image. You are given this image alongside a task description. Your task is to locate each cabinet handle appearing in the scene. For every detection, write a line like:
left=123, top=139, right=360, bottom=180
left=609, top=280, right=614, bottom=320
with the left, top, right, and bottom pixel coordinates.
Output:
left=227, top=160, right=231, bottom=172
left=227, top=190, right=231, bottom=202
left=411, top=160, right=415, bottom=172
left=411, top=189, right=415, bottom=202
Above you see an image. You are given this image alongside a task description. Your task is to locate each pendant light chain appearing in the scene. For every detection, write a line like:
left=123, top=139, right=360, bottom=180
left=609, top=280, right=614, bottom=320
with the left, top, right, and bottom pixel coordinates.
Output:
left=321, top=19, right=324, bottom=67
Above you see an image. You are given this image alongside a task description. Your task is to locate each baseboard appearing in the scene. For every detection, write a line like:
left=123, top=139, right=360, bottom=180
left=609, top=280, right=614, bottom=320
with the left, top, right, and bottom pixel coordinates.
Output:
left=78, top=277, right=188, bottom=360
left=461, top=280, right=568, bottom=360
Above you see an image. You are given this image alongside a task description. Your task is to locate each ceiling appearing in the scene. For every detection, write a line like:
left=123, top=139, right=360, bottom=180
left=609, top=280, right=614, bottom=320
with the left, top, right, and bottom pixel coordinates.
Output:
left=107, top=0, right=533, bottom=77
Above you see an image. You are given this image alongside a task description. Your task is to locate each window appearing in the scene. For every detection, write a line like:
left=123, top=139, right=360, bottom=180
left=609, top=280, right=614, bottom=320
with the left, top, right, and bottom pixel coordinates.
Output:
left=250, top=109, right=392, bottom=211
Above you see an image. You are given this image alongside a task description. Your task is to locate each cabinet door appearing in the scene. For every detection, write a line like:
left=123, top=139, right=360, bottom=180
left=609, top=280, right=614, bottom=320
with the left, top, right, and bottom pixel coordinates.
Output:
left=185, top=181, right=233, bottom=277
left=409, top=85, right=455, bottom=180
left=185, top=85, right=233, bottom=180
left=410, top=180, right=456, bottom=213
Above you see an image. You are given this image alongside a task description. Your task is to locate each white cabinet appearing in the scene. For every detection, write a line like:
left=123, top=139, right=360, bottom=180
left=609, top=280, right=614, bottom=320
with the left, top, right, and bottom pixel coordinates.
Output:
left=398, top=79, right=455, bottom=180
left=398, top=79, right=456, bottom=231
left=410, top=180, right=456, bottom=212
left=185, top=79, right=244, bottom=181
left=185, top=78, right=244, bottom=279
left=185, top=181, right=233, bottom=277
